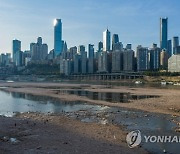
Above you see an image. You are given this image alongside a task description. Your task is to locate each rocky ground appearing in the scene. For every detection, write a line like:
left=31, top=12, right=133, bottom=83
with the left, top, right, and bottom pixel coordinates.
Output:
left=0, top=113, right=147, bottom=154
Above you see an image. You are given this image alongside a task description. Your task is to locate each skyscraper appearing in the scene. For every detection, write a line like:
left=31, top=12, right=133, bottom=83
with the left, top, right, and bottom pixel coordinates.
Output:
left=123, top=49, right=134, bottom=71
left=37, top=37, right=42, bottom=45
left=88, top=44, right=94, bottom=58
left=112, top=34, right=119, bottom=51
left=12, top=39, right=21, bottom=63
left=88, top=44, right=94, bottom=74
left=149, top=47, right=161, bottom=70
left=173, top=36, right=179, bottom=55
left=31, top=37, right=48, bottom=61
left=160, top=49, right=169, bottom=70
left=30, top=43, right=35, bottom=56
left=160, top=17, right=168, bottom=50
left=98, top=41, right=103, bottom=52
left=78, top=45, right=85, bottom=55
left=54, top=19, right=62, bottom=56
left=63, top=41, right=68, bottom=53
left=113, top=42, right=123, bottom=51
left=98, top=52, right=108, bottom=73
left=136, top=45, right=149, bottom=71
left=126, top=44, right=132, bottom=50
left=167, top=40, right=172, bottom=57
left=112, top=51, right=123, bottom=72
left=103, top=29, right=111, bottom=51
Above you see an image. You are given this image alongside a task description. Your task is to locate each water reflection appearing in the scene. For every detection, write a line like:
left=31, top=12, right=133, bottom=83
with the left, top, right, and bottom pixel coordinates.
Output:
left=0, top=91, right=101, bottom=117
left=58, top=90, right=160, bottom=103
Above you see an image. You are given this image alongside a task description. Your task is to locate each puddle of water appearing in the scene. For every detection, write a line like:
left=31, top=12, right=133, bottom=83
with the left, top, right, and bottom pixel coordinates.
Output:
left=0, top=87, right=8, bottom=89
left=57, top=90, right=159, bottom=103
left=0, top=91, right=103, bottom=117
left=10, top=138, right=19, bottom=144
left=1, top=136, right=19, bottom=144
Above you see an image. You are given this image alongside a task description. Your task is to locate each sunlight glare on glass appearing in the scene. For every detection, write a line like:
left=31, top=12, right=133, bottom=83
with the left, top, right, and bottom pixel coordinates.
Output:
left=54, top=19, right=57, bottom=26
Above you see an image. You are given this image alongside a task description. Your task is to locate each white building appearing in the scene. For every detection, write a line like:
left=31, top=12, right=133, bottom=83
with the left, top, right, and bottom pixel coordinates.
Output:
left=103, top=29, right=111, bottom=51
left=168, top=55, right=180, bottom=72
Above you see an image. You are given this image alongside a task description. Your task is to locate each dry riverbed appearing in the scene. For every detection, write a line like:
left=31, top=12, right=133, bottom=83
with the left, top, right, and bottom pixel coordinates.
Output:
left=0, top=81, right=180, bottom=153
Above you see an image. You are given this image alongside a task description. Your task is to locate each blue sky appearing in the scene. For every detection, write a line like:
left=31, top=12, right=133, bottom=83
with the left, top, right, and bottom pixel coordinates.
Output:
left=0, top=0, right=180, bottom=53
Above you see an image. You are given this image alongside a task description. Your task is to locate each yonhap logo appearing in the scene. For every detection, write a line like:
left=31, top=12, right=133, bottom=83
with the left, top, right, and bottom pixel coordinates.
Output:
left=126, top=130, right=142, bottom=148
left=126, top=130, right=180, bottom=149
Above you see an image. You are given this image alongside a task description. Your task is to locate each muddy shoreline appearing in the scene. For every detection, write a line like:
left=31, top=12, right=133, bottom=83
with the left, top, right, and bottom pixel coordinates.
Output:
left=1, top=82, right=180, bottom=116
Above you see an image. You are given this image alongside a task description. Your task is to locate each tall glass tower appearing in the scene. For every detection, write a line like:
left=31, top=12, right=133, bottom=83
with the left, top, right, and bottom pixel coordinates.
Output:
left=160, top=17, right=168, bottom=50
left=54, top=19, right=62, bottom=56
left=88, top=44, right=94, bottom=58
left=103, top=29, right=111, bottom=51
left=167, top=40, right=172, bottom=57
left=112, top=34, right=119, bottom=51
left=173, top=36, right=179, bottom=54
left=12, top=39, right=21, bottom=63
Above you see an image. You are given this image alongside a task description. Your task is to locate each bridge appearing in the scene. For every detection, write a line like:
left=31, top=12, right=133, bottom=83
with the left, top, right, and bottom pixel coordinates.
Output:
left=69, top=72, right=144, bottom=80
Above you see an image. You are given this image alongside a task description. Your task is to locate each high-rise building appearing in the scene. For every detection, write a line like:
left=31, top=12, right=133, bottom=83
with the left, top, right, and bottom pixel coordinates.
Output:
left=126, top=44, right=132, bottom=50
left=112, top=34, right=119, bottom=51
left=22, top=50, right=31, bottom=66
left=176, top=46, right=180, bottom=54
left=37, top=37, right=42, bottom=45
left=69, top=46, right=77, bottom=60
left=73, top=54, right=81, bottom=74
left=98, top=41, right=103, bottom=52
left=88, top=44, right=94, bottom=58
left=0, top=53, right=11, bottom=66
left=63, top=41, right=68, bottom=53
left=167, top=40, right=172, bottom=57
left=31, top=37, right=48, bottom=61
left=103, top=29, right=111, bottom=51
left=160, top=18, right=168, bottom=50
left=15, top=51, right=23, bottom=66
left=149, top=47, right=161, bottom=70
left=88, top=58, right=94, bottom=74
left=60, top=57, right=65, bottom=74
left=47, top=49, right=55, bottom=60
left=136, top=46, right=149, bottom=71
left=173, top=36, right=179, bottom=55
left=98, top=52, right=108, bottom=73
left=113, top=42, right=123, bottom=51
left=78, top=45, right=85, bottom=55
left=88, top=44, right=94, bottom=74
left=152, top=43, right=158, bottom=48
left=12, top=39, right=21, bottom=63
left=81, top=52, right=87, bottom=74
left=30, top=43, right=35, bottom=57
left=112, top=51, right=123, bottom=72
left=54, top=19, right=62, bottom=56
left=168, top=55, right=180, bottom=72
left=64, top=60, right=73, bottom=76
left=123, top=49, right=134, bottom=71
left=160, top=49, right=169, bottom=70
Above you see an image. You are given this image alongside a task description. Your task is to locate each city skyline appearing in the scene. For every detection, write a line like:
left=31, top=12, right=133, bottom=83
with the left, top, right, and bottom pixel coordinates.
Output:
left=0, top=0, right=180, bottom=53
